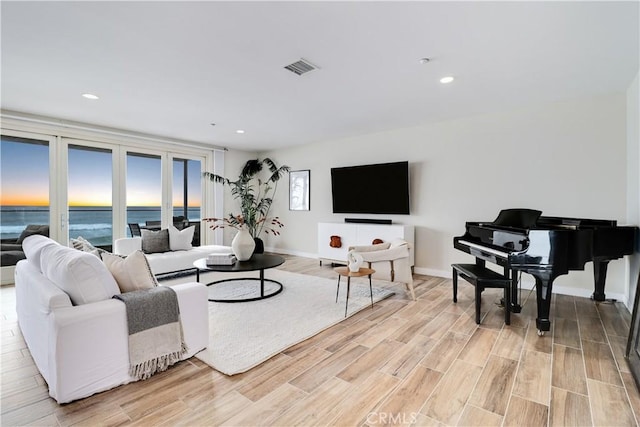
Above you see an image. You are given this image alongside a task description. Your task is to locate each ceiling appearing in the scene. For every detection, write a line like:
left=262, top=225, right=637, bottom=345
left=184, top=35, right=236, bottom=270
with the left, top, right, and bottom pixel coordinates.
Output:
left=1, top=1, right=638, bottom=152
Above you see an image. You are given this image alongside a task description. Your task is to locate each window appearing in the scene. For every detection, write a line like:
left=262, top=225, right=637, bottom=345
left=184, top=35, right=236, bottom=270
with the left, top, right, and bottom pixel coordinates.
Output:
left=126, top=152, right=162, bottom=234
left=0, top=135, right=50, bottom=241
left=68, top=144, right=113, bottom=246
left=1, top=116, right=220, bottom=252
left=172, top=157, right=202, bottom=245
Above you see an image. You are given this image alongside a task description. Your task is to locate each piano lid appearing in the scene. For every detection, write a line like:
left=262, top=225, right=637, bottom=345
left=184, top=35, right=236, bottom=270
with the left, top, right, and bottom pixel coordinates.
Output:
left=492, top=209, right=542, bottom=229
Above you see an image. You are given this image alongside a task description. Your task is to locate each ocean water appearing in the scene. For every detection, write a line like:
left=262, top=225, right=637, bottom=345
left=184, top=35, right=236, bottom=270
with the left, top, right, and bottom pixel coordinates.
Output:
left=0, top=206, right=201, bottom=246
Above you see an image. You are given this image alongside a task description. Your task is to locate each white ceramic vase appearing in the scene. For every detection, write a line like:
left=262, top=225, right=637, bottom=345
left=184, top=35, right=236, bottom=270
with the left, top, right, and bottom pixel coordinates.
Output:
left=347, top=250, right=364, bottom=272
left=231, top=226, right=255, bottom=261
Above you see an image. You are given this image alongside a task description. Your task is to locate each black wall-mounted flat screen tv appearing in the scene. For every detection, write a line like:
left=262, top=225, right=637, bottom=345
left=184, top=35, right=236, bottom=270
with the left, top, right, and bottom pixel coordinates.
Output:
left=331, top=161, right=410, bottom=215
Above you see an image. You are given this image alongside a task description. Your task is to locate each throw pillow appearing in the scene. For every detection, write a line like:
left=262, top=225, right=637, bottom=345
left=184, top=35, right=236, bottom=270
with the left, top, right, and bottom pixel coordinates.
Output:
left=168, top=224, right=194, bottom=251
left=69, top=237, right=84, bottom=251
left=141, top=229, right=170, bottom=254
left=102, top=251, right=158, bottom=293
left=22, top=235, right=59, bottom=271
left=39, top=244, right=121, bottom=305
left=72, top=236, right=109, bottom=258
left=16, top=224, right=50, bottom=244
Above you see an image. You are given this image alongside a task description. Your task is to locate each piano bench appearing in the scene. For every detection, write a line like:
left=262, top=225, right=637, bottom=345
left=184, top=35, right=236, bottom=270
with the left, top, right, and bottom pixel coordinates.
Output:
left=451, top=263, right=512, bottom=325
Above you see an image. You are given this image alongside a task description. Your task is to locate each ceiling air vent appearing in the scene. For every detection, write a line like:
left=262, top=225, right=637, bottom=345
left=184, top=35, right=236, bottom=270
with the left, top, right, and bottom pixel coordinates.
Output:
left=284, top=58, right=319, bottom=76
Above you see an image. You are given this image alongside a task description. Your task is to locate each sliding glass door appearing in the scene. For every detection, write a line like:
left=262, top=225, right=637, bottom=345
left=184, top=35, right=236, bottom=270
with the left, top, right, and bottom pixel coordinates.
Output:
left=172, top=156, right=203, bottom=245
left=0, top=134, right=52, bottom=242
left=126, top=152, right=163, bottom=235
left=1, top=125, right=218, bottom=255
left=67, top=144, right=113, bottom=246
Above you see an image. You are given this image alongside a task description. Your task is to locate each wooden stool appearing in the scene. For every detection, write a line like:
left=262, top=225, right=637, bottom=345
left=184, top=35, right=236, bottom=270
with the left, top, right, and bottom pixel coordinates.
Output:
left=334, top=267, right=375, bottom=317
left=452, top=263, right=512, bottom=325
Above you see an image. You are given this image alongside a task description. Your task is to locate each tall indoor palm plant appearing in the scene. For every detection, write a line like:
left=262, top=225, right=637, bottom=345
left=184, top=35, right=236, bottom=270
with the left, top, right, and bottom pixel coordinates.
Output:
left=203, top=158, right=290, bottom=250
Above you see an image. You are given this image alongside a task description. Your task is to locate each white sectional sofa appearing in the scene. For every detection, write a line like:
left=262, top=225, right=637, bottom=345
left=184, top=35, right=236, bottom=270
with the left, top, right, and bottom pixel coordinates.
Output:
left=15, top=235, right=209, bottom=403
left=114, top=237, right=232, bottom=276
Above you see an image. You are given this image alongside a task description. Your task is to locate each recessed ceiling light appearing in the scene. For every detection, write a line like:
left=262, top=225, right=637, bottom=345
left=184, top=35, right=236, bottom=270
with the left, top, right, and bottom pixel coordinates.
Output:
left=236, top=130, right=245, bottom=134
left=419, top=58, right=430, bottom=64
left=440, top=76, right=454, bottom=84
left=82, top=93, right=99, bottom=100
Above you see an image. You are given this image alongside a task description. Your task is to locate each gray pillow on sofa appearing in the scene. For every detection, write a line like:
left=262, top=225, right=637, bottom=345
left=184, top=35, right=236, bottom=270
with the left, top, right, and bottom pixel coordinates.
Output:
left=141, top=229, right=170, bottom=254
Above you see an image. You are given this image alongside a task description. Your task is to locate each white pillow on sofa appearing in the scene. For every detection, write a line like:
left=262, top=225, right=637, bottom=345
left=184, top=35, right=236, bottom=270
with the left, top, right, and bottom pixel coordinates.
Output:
left=168, top=225, right=194, bottom=251
left=22, top=235, right=60, bottom=271
left=102, top=251, right=157, bottom=293
left=39, top=244, right=121, bottom=305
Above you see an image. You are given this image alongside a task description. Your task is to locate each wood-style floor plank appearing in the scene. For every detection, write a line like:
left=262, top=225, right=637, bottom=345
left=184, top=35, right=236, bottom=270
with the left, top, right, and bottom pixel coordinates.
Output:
left=582, top=339, right=624, bottom=387
left=588, top=379, right=636, bottom=426
left=457, top=328, right=499, bottom=367
left=513, top=349, right=552, bottom=405
left=552, top=344, right=589, bottom=395
left=375, top=365, right=442, bottom=423
left=421, top=359, right=483, bottom=425
left=467, top=355, right=518, bottom=416
left=1, top=254, right=639, bottom=427
left=549, top=386, right=592, bottom=427
left=457, top=405, right=503, bottom=426
left=503, top=395, right=549, bottom=426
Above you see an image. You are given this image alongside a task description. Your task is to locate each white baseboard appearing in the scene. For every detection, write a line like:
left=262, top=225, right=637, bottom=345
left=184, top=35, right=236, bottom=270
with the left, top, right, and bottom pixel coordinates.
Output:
left=267, top=247, right=318, bottom=260
left=414, top=267, right=452, bottom=278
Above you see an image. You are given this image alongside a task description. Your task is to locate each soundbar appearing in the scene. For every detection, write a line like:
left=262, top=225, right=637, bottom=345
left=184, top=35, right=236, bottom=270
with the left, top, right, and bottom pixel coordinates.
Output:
left=344, top=218, right=392, bottom=225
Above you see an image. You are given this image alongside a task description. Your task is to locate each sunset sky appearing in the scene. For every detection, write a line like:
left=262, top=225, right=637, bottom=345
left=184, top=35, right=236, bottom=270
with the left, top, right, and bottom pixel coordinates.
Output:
left=1, top=138, right=201, bottom=207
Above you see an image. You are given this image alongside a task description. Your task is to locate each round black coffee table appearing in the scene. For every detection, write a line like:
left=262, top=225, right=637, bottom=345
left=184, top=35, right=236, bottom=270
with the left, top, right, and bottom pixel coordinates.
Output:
left=193, top=254, right=285, bottom=303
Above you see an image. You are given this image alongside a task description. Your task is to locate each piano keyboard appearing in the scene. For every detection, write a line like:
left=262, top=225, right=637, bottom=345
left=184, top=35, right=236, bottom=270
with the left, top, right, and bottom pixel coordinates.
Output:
left=457, top=240, right=510, bottom=258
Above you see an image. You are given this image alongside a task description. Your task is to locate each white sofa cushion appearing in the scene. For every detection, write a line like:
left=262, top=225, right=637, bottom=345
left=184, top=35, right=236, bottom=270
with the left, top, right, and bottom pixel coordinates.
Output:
left=102, top=251, right=158, bottom=293
left=114, top=237, right=142, bottom=256
left=168, top=225, right=194, bottom=251
left=22, top=234, right=60, bottom=271
left=114, top=237, right=233, bottom=275
left=40, top=244, right=121, bottom=305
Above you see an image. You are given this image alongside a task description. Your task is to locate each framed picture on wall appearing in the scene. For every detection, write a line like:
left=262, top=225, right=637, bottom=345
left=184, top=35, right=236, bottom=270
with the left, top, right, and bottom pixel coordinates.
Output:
left=289, top=170, right=310, bottom=211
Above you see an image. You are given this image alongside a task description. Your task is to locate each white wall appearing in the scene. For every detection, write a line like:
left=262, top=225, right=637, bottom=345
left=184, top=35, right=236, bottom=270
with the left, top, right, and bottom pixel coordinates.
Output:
left=627, top=71, right=640, bottom=309
left=262, top=94, right=629, bottom=300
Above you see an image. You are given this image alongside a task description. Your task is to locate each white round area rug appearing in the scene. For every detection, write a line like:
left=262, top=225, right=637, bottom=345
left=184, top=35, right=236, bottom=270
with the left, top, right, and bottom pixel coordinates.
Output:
left=194, top=269, right=394, bottom=375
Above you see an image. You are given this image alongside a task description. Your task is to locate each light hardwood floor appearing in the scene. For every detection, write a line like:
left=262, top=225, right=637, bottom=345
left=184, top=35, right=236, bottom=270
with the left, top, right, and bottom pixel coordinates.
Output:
left=2, top=254, right=640, bottom=426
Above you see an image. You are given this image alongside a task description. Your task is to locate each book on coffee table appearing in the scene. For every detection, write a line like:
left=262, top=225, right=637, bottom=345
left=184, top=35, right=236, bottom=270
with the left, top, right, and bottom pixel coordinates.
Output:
left=206, top=253, right=237, bottom=265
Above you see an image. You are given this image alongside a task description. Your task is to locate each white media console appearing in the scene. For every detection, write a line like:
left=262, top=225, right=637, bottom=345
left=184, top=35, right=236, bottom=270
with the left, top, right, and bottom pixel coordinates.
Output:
left=317, top=222, right=415, bottom=266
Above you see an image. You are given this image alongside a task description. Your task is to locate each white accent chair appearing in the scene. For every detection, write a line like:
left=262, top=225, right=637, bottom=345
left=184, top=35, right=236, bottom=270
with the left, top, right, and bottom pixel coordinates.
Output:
left=348, top=239, right=416, bottom=300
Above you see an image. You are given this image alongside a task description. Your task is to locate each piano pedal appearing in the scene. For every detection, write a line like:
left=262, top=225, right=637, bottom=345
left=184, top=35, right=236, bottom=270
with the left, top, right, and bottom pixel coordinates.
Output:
left=590, top=294, right=617, bottom=304
left=593, top=298, right=618, bottom=304
left=499, top=298, right=522, bottom=313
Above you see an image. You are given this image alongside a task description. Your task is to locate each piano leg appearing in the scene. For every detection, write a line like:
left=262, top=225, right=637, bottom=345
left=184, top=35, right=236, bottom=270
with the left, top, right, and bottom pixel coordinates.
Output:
left=499, top=268, right=523, bottom=313
left=534, top=274, right=553, bottom=335
left=592, top=259, right=609, bottom=302
left=452, top=267, right=458, bottom=303
left=508, top=268, right=522, bottom=313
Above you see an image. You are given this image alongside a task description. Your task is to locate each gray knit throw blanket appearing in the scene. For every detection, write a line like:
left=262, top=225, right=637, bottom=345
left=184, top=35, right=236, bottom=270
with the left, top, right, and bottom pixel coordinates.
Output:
left=113, top=287, right=187, bottom=380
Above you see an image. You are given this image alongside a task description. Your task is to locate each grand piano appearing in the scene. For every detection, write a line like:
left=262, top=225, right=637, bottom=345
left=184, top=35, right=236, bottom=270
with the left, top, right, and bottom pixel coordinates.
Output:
left=453, top=209, right=638, bottom=334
